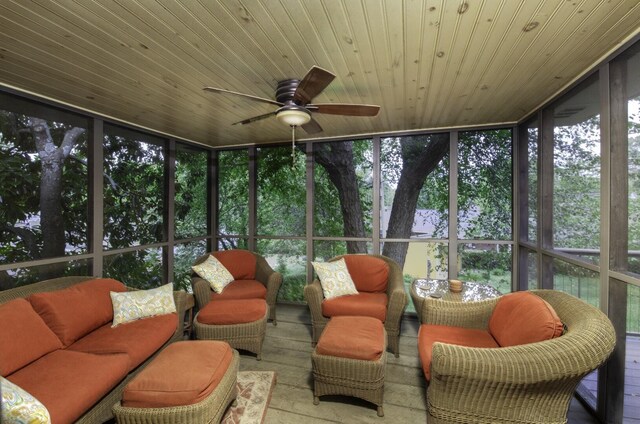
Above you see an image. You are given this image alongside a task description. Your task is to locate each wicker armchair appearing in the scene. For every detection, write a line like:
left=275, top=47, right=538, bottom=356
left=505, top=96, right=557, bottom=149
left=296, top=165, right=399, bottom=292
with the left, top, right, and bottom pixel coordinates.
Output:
left=304, top=254, right=408, bottom=357
left=421, top=289, right=616, bottom=424
left=191, top=250, right=282, bottom=325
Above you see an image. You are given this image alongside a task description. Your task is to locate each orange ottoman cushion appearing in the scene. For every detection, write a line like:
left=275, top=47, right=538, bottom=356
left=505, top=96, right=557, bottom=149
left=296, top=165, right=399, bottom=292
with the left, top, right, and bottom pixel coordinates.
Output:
left=122, top=340, right=233, bottom=408
left=197, top=299, right=266, bottom=325
left=317, top=316, right=384, bottom=361
left=489, top=292, right=564, bottom=347
left=418, top=324, right=499, bottom=381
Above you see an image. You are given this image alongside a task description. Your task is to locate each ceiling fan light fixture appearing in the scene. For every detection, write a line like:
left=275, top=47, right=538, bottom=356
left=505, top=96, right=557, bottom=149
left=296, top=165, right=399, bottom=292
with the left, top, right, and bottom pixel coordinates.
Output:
left=276, top=108, right=311, bottom=126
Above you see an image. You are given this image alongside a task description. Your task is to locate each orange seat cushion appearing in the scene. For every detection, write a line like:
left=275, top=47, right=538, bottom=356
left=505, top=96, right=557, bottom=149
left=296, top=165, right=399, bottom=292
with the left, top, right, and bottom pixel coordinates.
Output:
left=418, top=324, right=499, bottom=381
left=28, top=278, right=127, bottom=346
left=122, top=341, right=233, bottom=408
left=0, top=298, right=63, bottom=376
left=197, top=298, right=266, bottom=325
left=342, top=255, right=389, bottom=293
left=317, top=316, right=385, bottom=361
left=7, top=350, right=130, bottom=424
left=210, top=279, right=267, bottom=301
left=489, top=292, right=564, bottom=347
left=322, top=292, right=388, bottom=322
left=67, top=313, right=178, bottom=371
left=213, top=250, right=257, bottom=280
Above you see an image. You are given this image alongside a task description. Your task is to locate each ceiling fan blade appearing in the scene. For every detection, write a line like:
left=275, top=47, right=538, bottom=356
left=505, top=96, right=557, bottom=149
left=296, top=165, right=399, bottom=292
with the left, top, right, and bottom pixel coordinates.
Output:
left=310, top=103, right=380, bottom=116
left=232, top=111, right=276, bottom=126
left=293, top=66, right=335, bottom=105
left=302, top=117, right=323, bottom=134
left=203, top=87, right=283, bottom=107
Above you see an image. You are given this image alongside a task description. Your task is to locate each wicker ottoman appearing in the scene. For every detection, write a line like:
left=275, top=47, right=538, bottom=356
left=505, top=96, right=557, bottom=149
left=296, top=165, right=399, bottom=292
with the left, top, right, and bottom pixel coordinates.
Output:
left=194, top=298, right=268, bottom=360
left=113, top=340, right=238, bottom=424
left=311, top=316, right=387, bottom=417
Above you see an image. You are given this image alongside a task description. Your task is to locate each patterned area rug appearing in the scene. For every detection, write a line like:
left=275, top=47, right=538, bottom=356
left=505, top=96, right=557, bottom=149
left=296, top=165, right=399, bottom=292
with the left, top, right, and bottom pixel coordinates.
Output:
left=222, top=371, right=276, bottom=424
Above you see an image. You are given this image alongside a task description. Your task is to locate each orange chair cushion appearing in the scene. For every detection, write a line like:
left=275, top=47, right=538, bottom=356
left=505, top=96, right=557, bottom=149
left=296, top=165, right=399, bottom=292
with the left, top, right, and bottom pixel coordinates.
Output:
left=0, top=298, right=63, bottom=376
left=322, top=292, right=388, bottom=322
left=7, top=349, right=130, bottom=424
left=197, top=298, right=266, bottom=325
left=213, top=250, right=256, bottom=280
left=122, top=341, right=233, bottom=408
left=28, top=278, right=127, bottom=346
left=67, top=313, right=178, bottom=371
left=316, top=316, right=385, bottom=361
left=489, top=292, right=564, bottom=347
left=210, top=279, right=267, bottom=301
left=342, top=255, right=389, bottom=293
left=418, top=324, right=499, bottom=381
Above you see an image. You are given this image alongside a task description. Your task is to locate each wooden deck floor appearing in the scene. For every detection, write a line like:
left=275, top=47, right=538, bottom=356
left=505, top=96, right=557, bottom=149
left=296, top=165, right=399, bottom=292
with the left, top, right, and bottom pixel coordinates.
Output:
left=236, top=303, right=599, bottom=423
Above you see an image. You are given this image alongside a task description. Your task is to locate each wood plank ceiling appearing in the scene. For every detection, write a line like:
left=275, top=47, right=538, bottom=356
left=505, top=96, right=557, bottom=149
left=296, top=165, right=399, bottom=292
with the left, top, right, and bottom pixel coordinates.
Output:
left=0, top=0, right=639, bottom=148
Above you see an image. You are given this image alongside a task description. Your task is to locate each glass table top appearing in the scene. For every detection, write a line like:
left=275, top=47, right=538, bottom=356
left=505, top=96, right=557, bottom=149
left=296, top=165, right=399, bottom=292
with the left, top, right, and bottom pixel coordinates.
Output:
left=412, top=278, right=502, bottom=302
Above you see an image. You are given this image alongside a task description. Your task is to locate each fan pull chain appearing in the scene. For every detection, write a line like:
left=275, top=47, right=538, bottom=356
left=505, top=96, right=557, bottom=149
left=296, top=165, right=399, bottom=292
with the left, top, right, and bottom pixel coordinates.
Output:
left=291, top=125, right=296, bottom=166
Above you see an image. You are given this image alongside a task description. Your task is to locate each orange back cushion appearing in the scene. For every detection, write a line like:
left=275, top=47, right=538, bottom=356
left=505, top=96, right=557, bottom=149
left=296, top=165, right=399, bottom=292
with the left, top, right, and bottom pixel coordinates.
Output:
left=0, top=298, right=63, bottom=376
left=29, top=278, right=127, bottom=347
left=489, top=292, right=564, bottom=347
left=342, top=255, right=389, bottom=293
left=213, top=250, right=256, bottom=280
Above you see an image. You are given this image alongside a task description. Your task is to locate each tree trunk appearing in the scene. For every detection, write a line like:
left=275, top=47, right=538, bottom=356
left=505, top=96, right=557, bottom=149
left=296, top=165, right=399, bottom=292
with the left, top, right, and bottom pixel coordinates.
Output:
left=29, top=118, right=85, bottom=279
left=382, top=134, right=449, bottom=267
left=314, top=142, right=367, bottom=253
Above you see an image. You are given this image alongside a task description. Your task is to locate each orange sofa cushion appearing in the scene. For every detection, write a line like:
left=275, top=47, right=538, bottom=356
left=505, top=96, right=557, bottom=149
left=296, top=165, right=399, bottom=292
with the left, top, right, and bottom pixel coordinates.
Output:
left=122, top=341, right=233, bottom=408
left=0, top=298, right=63, bottom=376
left=28, top=278, right=127, bottom=347
left=322, top=292, right=388, bottom=322
left=316, top=316, right=384, bottom=361
left=418, top=324, right=499, bottom=381
left=197, top=298, right=266, bottom=325
left=210, top=279, right=267, bottom=301
left=67, top=313, right=178, bottom=371
left=213, top=250, right=256, bottom=280
left=489, top=292, right=564, bottom=347
left=7, top=349, right=130, bottom=424
left=342, top=255, right=389, bottom=293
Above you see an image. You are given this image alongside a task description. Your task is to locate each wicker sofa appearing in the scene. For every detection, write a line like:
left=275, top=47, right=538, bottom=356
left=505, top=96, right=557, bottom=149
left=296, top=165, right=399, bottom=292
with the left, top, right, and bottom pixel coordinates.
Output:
left=304, top=254, right=408, bottom=357
left=420, top=289, right=616, bottom=424
left=0, top=276, right=187, bottom=424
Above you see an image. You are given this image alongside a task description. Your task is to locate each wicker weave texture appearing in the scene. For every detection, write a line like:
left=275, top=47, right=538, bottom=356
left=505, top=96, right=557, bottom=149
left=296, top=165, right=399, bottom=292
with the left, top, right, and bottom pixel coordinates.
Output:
left=113, top=349, right=239, bottom=424
left=194, top=307, right=268, bottom=360
left=0, top=276, right=188, bottom=424
left=422, top=290, right=616, bottom=424
left=191, top=250, right=282, bottom=325
left=312, top=326, right=388, bottom=415
left=304, top=254, right=407, bottom=357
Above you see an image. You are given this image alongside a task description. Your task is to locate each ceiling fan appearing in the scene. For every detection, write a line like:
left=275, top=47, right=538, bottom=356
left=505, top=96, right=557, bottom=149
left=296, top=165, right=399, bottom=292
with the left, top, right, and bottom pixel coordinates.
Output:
left=203, top=66, right=380, bottom=135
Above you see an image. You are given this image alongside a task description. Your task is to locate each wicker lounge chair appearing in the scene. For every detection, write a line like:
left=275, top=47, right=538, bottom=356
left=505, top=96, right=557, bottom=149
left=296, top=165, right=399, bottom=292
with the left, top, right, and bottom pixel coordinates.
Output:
left=191, top=250, right=281, bottom=325
left=304, top=254, right=408, bottom=357
left=420, top=289, right=616, bottom=424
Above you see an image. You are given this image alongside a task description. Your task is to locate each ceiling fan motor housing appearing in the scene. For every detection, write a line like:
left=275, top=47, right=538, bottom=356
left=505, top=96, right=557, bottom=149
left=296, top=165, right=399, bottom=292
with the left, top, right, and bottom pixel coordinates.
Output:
left=276, top=79, right=301, bottom=104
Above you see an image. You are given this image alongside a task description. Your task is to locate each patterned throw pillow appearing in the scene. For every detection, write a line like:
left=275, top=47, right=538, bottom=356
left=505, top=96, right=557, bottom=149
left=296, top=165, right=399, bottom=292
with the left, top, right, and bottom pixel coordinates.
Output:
left=110, top=283, right=176, bottom=327
left=191, top=255, right=235, bottom=293
left=1, top=376, right=51, bottom=424
left=312, top=259, right=359, bottom=299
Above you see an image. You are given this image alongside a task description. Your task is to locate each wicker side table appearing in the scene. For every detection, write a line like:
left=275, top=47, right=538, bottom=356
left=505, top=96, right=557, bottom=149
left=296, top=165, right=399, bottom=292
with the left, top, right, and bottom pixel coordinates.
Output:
left=311, top=316, right=387, bottom=417
left=411, top=278, right=502, bottom=321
